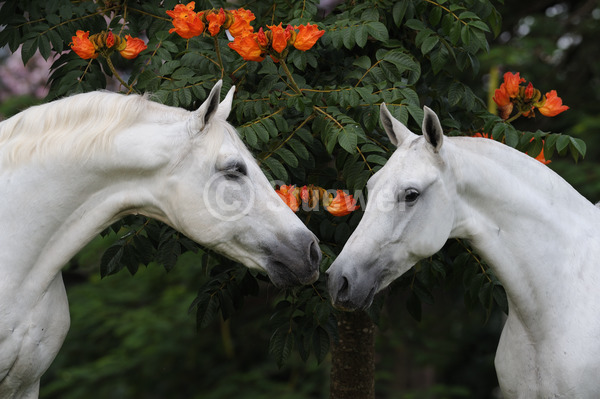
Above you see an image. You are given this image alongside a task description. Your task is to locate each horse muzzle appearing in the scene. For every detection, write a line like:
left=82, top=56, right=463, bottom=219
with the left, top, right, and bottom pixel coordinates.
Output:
left=264, top=231, right=321, bottom=288
left=327, top=263, right=379, bottom=311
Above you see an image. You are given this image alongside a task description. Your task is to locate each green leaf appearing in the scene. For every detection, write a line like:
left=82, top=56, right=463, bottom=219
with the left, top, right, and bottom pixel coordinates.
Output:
left=421, top=35, right=439, bottom=55
left=38, top=36, right=51, bottom=60
left=392, top=1, right=409, bottom=25
left=21, top=37, right=38, bottom=65
left=312, top=326, right=330, bottom=364
left=338, top=126, right=358, bottom=154
left=275, top=148, right=299, bottom=168
left=366, top=154, right=388, bottom=166
left=366, top=21, right=389, bottom=42
left=461, top=25, right=471, bottom=45
left=405, top=19, right=425, bottom=31
left=156, top=237, right=180, bottom=272
left=544, top=133, right=559, bottom=159
left=262, top=157, right=288, bottom=181
left=491, top=123, right=506, bottom=141
left=287, top=138, right=310, bottom=160
left=569, top=137, right=586, bottom=159
left=195, top=293, right=220, bottom=329
left=430, top=45, right=449, bottom=74
left=356, top=24, right=368, bottom=48
left=556, top=134, right=570, bottom=153
left=252, top=123, right=270, bottom=143
left=100, top=241, right=125, bottom=278
left=353, top=55, right=371, bottom=70
left=504, top=124, right=519, bottom=148
left=270, top=326, right=294, bottom=368
left=429, top=6, right=443, bottom=26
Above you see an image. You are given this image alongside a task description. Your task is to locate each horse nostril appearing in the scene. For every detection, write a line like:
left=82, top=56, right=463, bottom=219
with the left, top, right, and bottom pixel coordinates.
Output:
left=339, top=275, right=349, bottom=296
left=308, top=239, right=321, bottom=266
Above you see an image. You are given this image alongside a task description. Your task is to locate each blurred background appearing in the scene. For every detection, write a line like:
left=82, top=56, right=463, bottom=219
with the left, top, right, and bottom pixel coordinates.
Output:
left=1, top=0, right=599, bottom=397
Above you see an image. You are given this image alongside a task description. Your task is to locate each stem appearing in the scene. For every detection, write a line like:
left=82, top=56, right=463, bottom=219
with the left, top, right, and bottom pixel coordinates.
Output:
left=214, top=36, right=224, bottom=79
left=105, top=55, right=136, bottom=93
left=280, top=59, right=302, bottom=95
left=505, top=111, right=522, bottom=124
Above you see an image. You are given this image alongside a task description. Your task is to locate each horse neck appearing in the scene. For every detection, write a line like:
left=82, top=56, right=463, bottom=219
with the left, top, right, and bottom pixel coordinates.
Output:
left=448, top=137, right=600, bottom=320
left=0, top=121, right=186, bottom=294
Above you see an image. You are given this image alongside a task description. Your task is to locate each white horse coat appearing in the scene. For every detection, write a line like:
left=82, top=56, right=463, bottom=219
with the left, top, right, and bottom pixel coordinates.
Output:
left=328, top=104, right=600, bottom=398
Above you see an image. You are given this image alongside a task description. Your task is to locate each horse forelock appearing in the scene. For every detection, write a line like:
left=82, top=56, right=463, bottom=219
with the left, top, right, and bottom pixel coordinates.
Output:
left=0, top=91, right=186, bottom=168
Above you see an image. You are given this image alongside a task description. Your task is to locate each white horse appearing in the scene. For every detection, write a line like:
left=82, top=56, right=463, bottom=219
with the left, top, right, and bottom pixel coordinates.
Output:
left=327, top=103, right=600, bottom=398
left=0, top=81, right=321, bottom=399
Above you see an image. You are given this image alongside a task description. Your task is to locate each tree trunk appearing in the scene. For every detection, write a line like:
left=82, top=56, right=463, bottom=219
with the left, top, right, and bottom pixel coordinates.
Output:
left=330, top=310, right=375, bottom=399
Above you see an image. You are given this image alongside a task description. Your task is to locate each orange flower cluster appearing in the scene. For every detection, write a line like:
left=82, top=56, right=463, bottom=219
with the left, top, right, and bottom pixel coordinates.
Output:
left=493, top=72, right=569, bottom=120
left=167, top=2, right=255, bottom=39
left=166, top=2, right=324, bottom=62
left=229, top=23, right=324, bottom=62
left=70, top=30, right=147, bottom=60
left=275, top=185, right=359, bottom=216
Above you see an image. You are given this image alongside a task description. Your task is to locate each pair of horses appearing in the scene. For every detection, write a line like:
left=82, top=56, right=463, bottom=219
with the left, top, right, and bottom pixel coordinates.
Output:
left=1, top=81, right=598, bottom=398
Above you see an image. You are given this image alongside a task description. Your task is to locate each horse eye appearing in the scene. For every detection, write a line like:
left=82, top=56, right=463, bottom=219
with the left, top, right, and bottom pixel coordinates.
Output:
left=404, top=188, right=420, bottom=203
left=222, top=161, right=247, bottom=180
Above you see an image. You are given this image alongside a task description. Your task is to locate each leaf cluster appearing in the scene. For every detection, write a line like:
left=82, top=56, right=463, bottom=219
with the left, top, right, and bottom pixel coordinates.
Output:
left=0, top=0, right=585, bottom=368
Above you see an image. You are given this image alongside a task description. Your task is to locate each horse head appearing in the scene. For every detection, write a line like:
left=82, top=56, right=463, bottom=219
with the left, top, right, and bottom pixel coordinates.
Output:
left=327, top=104, right=456, bottom=309
left=156, top=81, right=321, bottom=288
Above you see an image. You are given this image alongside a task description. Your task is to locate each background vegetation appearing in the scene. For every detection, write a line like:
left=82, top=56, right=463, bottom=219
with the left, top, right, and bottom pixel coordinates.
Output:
left=1, top=0, right=599, bottom=397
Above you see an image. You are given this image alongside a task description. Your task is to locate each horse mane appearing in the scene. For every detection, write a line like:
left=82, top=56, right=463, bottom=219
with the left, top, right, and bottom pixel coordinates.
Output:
left=0, top=91, right=187, bottom=168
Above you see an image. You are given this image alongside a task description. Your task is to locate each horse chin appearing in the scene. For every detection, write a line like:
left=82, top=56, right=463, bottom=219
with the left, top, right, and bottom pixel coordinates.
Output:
left=266, top=259, right=320, bottom=288
left=330, top=282, right=378, bottom=311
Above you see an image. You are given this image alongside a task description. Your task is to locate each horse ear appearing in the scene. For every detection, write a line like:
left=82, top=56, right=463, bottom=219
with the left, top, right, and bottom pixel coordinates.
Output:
left=194, top=80, right=223, bottom=131
left=422, top=106, right=443, bottom=153
left=380, top=103, right=415, bottom=147
left=214, top=85, right=235, bottom=121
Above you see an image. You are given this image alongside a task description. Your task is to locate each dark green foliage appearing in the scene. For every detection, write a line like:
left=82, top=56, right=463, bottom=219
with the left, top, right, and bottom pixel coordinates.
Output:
left=1, top=0, right=593, bottom=396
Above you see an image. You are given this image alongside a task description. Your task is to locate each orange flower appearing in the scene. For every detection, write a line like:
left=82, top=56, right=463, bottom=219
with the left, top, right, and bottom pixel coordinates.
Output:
left=493, top=84, right=513, bottom=120
left=119, top=35, right=147, bottom=59
left=70, top=30, right=98, bottom=59
left=206, top=8, right=226, bottom=36
left=228, top=8, right=255, bottom=37
left=493, top=84, right=511, bottom=107
left=166, top=1, right=195, bottom=19
left=473, top=132, right=491, bottom=139
left=167, top=2, right=204, bottom=39
left=534, top=145, right=551, bottom=165
left=268, top=23, right=292, bottom=53
left=256, top=27, right=269, bottom=48
left=228, top=32, right=265, bottom=62
left=276, top=185, right=299, bottom=212
left=300, top=185, right=310, bottom=203
left=326, top=190, right=360, bottom=216
left=502, top=72, right=525, bottom=98
left=524, top=82, right=534, bottom=100
left=105, top=31, right=115, bottom=48
left=537, top=90, right=569, bottom=117
left=293, top=23, right=325, bottom=51
left=535, top=150, right=551, bottom=164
